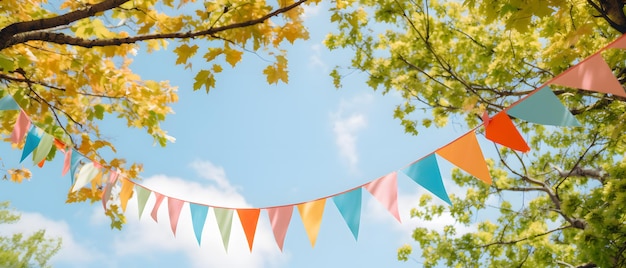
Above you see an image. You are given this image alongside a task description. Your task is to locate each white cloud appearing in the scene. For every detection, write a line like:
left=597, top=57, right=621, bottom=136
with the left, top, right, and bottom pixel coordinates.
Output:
left=108, top=160, right=288, bottom=268
left=330, top=94, right=373, bottom=172
left=0, top=211, right=102, bottom=266
left=308, top=44, right=327, bottom=72
left=302, top=2, right=322, bottom=19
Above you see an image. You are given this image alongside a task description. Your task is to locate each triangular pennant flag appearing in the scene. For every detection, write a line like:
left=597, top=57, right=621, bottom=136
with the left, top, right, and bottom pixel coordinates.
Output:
left=101, top=170, right=119, bottom=209
left=71, top=162, right=100, bottom=192
left=53, top=139, right=65, bottom=151
left=168, top=197, right=185, bottom=236
left=436, top=131, right=492, bottom=184
left=189, top=203, right=209, bottom=246
left=549, top=54, right=626, bottom=97
left=608, top=34, right=626, bottom=49
left=61, top=149, right=72, bottom=176
left=119, top=177, right=134, bottom=212
left=32, top=133, right=54, bottom=165
left=69, top=149, right=84, bottom=185
left=237, top=208, right=261, bottom=252
left=364, top=172, right=401, bottom=222
left=402, top=154, right=451, bottom=205
left=297, top=199, right=326, bottom=247
left=11, top=110, right=30, bottom=144
left=485, top=112, right=530, bottom=152
left=332, top=188, right=362, bottom=240
left=20, top=126, right=42, bottom=162
left=37, top=158, right=45, bottom=168
left=214, top=208, right=234, bottom=252
left=507, top=87, right=581, bottom=127
left=136, top=186, right=151, bottom=219
left=266, top=205, right=293, bottom=251
left=0, top=95, right=20, bottom=110
left=151, top=193, right=165, bottom=223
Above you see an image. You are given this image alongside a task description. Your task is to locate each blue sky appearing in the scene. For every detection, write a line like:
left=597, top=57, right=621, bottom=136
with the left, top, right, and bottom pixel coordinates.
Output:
left=0, top=3, right=482, bottom=267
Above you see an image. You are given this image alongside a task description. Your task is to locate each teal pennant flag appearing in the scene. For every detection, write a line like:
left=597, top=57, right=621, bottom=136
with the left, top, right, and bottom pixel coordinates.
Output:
left=507, top=87, right=581, bottom=127
left=189, top=203, right=209, bottom=246
left=332, top=188, right=362, bottom=240
left=69, top=149, right=84, bottom=185
left=20, top=126, right=42, bottom=162
left=402, top=154, right=451, bottom=205
left=0, top=95, right=19, bottom=110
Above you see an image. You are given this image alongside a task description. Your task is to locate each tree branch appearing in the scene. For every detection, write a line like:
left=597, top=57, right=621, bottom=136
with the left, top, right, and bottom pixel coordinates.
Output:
left=480, top=224, right=573, bottom=248
left=2, top=0, right=309, bottom=49
left=0, top=0, right=131, bottom=49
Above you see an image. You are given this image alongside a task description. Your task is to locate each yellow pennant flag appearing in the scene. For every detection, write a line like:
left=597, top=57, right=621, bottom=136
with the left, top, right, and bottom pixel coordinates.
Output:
left=120, top=177, right=134, bottom=212
left=297, top=199, right=326, bottom=247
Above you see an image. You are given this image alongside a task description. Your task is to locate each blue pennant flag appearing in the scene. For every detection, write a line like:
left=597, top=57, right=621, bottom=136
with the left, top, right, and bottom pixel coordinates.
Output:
left=402, top=154, right=451, bottom=205
left=20, top=126, right=42, bottom=162
left=189, top=203, right=209, bottom=246
left=333, top=188, right=362, bottom=240
left=0, top=95, right=19, bottom=110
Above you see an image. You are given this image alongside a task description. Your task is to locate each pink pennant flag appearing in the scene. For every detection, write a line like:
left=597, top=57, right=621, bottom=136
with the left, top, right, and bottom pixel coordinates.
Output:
left=11, top=110, right=30, bottom=144
left=168, top=197, right=185, bottom=236
left=364, top=172, right=401, bottom=222
left=549, top=53, right=626, bottom=97
left=151, top=193, right=165, bottom=223
left=266, top=206, right=293, bottom=251
left=608, top=34, right=626, bottom=49
left=101, top=171, right=119, bottom=209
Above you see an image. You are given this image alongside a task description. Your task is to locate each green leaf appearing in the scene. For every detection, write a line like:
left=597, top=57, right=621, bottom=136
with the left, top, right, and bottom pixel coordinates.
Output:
left=0, top=53, right=15, bottom=72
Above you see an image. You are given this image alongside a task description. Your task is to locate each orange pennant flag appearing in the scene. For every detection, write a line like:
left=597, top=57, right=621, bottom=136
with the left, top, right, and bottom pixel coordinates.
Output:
left=549, top=53, right=626, bottom=97
left=119, top=177, right=134, bottom=212
left=436, top=131, right=492, bottom=184
left=237, top=208, right=261, bottom=252
left=485, top=112, right=530, bottom=153
left=297, top=199, right=326, bottom=247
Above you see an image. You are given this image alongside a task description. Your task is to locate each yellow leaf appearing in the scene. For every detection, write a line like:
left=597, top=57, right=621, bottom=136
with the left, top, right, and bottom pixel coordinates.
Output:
left=224, top=48, right=243, bottom=67
left=173, top=44, right=199, bottom=65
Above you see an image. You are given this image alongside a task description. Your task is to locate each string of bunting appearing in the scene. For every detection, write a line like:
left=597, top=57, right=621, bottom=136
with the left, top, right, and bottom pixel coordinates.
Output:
left=2, top=34, right=626, bottom=252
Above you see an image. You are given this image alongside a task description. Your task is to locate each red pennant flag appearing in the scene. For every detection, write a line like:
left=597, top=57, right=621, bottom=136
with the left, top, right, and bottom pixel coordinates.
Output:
left=485, top=112, right=530, bottom=153
left=168, top=197, right=185, bottom=236
left=237, top=208, right=261, bottom=251
left=436, top=131, right=492, bottom=184
left=151, top=193, right=165, bottom=223
left=267, top=206, right=293, bottom=251
left=11, top=110, right=30, bottom=144
left=364, top=172, right=401, bottom=222
left=549, top=53, right=626, bottom=97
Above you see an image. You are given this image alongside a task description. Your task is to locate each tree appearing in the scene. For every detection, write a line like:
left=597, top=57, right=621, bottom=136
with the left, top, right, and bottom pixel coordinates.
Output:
left=326, top=0, right=626, bottom=267
left=0, top=0, right=317, bottom=227
left=0, top=201, right=61, bottom=268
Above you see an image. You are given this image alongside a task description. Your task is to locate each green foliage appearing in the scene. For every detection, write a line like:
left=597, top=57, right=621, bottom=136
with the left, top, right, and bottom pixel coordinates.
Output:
left=0, top=201, right=61, bottom=268
left=328, top=0, right=626, bottom=267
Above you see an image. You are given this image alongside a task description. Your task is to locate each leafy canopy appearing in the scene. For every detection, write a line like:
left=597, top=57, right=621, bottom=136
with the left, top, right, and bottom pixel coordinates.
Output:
left=0, top=201, right=61, bottom=268
left=0, top=0, right=316, bottom=227
left=327, top=0, right=626, bottom=267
